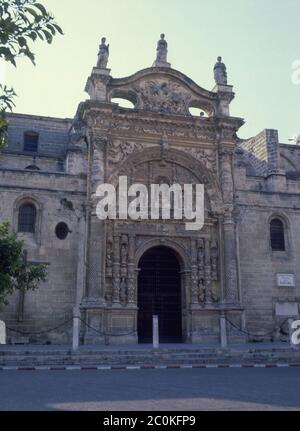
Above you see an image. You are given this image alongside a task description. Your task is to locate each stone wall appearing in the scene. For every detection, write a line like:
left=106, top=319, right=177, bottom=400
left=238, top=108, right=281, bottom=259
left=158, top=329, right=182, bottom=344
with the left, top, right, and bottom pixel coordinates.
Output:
left=280, top=144, right=300, bottom=180
left=236, top=175, right=300, bottom=341
left=6, top=113, right=72, bottom=158
left=0, top=153, right=64, bottom=172
left=0, top=167, right=86, bottom=344
left=238, top=129, right=280, bottom=176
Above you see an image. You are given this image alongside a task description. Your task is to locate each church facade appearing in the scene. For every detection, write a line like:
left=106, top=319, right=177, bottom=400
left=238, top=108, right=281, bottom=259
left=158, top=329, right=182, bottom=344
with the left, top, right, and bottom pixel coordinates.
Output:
left=0, top=36, right=300, bottom=345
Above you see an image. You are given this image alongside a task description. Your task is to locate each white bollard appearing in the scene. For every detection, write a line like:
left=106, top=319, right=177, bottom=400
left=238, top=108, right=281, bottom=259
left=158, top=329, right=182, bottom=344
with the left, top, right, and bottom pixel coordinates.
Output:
left=153, top=315, right=159, bottom=349
left=72, top=308, right=80, bottom=351
left=0, top=320, right=6, bottom=345
left=220, top=314, right=227, bottom=349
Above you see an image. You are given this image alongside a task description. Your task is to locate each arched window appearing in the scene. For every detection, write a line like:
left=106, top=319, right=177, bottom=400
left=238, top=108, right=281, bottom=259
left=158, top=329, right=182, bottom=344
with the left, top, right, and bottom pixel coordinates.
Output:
left=18, top=203, right=37, bottom=233
left=23, top=131, right=39, bottom=153
left=270, top=218, right=285, bottom=251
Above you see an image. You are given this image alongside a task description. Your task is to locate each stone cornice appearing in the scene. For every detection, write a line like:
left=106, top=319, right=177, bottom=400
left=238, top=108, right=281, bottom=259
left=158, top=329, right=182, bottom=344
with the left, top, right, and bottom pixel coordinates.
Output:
left=81, top=103, right=244, bottom=146
left=79, top=100, right=246, bottom=158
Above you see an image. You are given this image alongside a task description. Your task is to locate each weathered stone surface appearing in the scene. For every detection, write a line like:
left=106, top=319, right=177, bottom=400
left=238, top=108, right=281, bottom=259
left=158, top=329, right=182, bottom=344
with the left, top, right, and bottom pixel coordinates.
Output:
left=0, top=39, right=299, bottom=346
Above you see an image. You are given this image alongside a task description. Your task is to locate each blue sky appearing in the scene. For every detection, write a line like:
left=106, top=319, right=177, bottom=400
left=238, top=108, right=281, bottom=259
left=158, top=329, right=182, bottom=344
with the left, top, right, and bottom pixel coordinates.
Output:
left=6, top=0, right=300, bottom=142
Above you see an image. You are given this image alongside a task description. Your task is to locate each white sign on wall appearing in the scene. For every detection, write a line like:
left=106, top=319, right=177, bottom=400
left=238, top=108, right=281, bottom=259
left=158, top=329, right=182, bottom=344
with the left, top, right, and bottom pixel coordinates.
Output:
left=277, top=274, right=295, bottom=287
left=275, top=302, right=299, bottom=317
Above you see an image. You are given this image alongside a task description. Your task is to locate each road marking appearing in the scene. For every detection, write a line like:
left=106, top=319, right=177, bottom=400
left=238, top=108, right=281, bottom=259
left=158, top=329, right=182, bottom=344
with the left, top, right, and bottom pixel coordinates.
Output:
left=0, top=363, right=299, bottom=371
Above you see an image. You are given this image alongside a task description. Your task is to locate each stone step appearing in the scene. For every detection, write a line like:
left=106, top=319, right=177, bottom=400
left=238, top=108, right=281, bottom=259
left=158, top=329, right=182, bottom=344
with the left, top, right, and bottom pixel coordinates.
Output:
left=0, top=345, right=299, bottom=366
left=0, top=347, right=295, bottom=356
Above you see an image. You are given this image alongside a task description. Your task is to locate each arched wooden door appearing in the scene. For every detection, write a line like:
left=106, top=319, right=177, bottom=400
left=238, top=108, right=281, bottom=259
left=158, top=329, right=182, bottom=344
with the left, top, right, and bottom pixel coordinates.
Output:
left=138, top=246, right=182, bottom=343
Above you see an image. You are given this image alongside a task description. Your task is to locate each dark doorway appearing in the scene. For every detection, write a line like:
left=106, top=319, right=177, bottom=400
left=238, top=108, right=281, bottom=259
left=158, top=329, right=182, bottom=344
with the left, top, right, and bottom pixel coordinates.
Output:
left=138, top=246, right=182, bottom=343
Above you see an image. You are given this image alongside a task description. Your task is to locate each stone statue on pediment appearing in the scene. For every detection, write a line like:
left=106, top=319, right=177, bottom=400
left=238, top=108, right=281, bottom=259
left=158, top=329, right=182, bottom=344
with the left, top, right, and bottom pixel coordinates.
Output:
left=156, top=34, right=168, bottom=63
left=214, top=56, right=227, bottom=85
left=153, top=34, right=171, bottom=67
left=97, top=37, right=109, bottom=69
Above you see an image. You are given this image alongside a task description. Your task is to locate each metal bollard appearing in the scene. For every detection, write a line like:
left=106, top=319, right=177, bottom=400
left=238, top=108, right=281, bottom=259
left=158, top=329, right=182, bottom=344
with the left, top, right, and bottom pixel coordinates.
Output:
left=153, top=315, right=159, bottom=349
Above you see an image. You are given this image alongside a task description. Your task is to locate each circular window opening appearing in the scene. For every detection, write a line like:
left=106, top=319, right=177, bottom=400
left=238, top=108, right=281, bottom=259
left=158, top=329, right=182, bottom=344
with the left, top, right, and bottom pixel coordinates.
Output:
left=55, top=222, right=70, bottom=240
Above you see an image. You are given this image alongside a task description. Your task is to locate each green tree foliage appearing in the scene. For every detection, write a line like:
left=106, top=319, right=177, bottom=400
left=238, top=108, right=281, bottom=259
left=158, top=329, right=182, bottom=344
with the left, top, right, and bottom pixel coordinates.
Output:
left=0, top=0, right=63, bottom=66
left=0, top=0, right=63, bottom=148
left=0, top=221, right=47, bottom=306
left=0, top=85, right=16, bottom=147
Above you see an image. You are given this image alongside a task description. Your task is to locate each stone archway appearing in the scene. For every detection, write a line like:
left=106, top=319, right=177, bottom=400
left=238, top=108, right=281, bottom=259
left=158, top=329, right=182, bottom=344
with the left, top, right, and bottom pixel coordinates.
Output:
left=137, top=244, right=186, bottom=344
left=107, top=146, right=223, bottom=216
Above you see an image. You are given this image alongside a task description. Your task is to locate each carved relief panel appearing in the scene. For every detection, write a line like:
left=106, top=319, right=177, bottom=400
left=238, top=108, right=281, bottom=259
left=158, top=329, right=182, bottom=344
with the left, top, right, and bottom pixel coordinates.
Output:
left=133, top=79, right=191, bottom=115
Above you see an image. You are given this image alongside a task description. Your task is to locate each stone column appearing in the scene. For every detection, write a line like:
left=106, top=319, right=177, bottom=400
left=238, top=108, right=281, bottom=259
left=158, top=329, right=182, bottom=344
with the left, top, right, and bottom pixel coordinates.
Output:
left=85, top=135, right=106, bottom=303
left=127, top=235, right=136, bottom=304
left=181, top=269, right=192, bottom=341
left=219, top=149, right=234, bottom=203
left=75, top=215, right=87, bottom=307
left=86, top=214, right=105, bottom=302
left=91, top=145, right=105, bottom=194
left=219, top=148, right=239, bottom=304
left=218, top=215, right=226, bottom=302
left=72, top=214, right=87, bottom=349
left=112, top=234, right=121, bottom=305
left=204, top=238, right=212, bottom=303
left=190, top=239, right=199, bottom=305
left=223, top=211, right=239, bottom=303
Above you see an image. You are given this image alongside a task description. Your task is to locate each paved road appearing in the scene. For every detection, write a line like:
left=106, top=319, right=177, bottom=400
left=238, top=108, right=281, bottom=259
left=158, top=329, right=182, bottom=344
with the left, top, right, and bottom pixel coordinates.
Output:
left=0, top=368, right=300, bottom=411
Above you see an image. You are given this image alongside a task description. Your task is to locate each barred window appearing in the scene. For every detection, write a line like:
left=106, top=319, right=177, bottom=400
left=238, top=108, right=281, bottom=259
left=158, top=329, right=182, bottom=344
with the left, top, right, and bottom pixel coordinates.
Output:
left=24, top=132, right=39, bottom=153
left=18, top=203, right=37, bottom=233
left=270, top=218, right=285, bottom=251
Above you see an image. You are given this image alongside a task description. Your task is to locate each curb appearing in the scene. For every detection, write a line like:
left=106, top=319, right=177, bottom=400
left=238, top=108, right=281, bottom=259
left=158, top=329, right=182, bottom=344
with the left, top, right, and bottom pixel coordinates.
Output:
left=0, top=363, right=299, bottom=371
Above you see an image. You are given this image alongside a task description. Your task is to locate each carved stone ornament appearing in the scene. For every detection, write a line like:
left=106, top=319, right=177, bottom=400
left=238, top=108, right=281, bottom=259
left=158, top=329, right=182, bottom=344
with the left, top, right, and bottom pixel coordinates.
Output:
left=106, top=241, right=113, bottom=278
left=133, top=80, right=191, bottom=115
left=91, top=110, right=218, bottom=142
left=107, top=140, right=145, bottom=165
left=196, top=238, right=220, bottom=304
left=178, top=147, right=217, bottom=173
